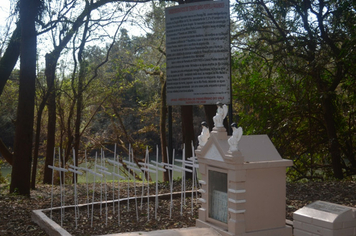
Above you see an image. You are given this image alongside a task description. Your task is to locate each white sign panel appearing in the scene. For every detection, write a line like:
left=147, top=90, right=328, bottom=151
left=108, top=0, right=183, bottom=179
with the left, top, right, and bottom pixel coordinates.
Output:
left=211, top=190, right=228, bottom=223
left=166, top=0, right=230, bottom=106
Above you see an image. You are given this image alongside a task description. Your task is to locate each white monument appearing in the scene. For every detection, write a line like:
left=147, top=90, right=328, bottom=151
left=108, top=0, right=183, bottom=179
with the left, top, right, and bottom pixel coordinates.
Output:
left=195, top=104, right=293, bottom=236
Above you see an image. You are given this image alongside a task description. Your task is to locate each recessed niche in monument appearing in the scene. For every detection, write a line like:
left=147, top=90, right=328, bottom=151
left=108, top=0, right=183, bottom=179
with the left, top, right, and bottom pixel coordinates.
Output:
left=208, top=169, right=228, bottom=224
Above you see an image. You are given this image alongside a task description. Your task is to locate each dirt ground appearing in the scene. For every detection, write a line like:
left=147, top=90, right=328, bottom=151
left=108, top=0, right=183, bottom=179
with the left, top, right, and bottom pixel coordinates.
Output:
left=1, top=180, right=356, bottom=235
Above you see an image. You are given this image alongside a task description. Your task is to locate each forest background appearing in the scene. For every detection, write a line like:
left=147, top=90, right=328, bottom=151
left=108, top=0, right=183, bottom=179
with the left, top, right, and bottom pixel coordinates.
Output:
left=0, top=0, right=355, bottom=196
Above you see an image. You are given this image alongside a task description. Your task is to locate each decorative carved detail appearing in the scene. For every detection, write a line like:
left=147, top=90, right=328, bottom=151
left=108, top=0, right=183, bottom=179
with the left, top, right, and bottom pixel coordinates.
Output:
left=228, top=123, right=243, bottom=152
left=213, top=102, right=228, bottom=128
left=198, top=121, right=210, bottom=146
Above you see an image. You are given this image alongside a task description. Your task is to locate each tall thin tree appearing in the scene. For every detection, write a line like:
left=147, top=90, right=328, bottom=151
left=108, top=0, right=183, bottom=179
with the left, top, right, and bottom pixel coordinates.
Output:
left=10, top=0, right=40, bottom=195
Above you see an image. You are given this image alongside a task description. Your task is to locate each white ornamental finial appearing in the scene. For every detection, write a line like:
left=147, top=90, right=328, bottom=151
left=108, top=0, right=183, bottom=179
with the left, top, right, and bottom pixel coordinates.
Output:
left=213, top=102, right=228, bottom=128
left=198, top=121, right=210, bottom=147
left=228, top=123, right=243, bottom=152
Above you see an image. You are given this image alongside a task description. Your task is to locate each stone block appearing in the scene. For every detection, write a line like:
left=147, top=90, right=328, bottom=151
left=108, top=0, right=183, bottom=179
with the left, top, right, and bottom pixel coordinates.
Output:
left=293, top=201, right=356, bottom=236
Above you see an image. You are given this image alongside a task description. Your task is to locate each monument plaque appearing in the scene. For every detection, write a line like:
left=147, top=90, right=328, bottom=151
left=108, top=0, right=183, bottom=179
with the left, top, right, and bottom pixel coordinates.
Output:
left=208, top=170, right=228, bottom=223
left=308, top=201, right=350, bottom=214
left=165, top=0, right=231, bottom=106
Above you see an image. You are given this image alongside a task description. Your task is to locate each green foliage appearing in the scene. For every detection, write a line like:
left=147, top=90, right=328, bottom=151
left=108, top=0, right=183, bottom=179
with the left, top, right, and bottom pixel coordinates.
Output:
left=232, top=51, right=328, bottom=181
left=0, top=75, right=19, bottom=149
left=232, top=0, right=356, bottom=180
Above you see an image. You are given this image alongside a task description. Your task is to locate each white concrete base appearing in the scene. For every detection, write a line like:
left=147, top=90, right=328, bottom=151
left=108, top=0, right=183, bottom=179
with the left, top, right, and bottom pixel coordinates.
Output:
left=196, top=219, right=233, bottom=236
left=31, top=209, right=71, bottom=236
left=104, top=227, right=222, bottom=236
left=293, top=220, right=356, bottom=236
left=243, top=226, right=292, bottom=236
left=196, top=219, right=292, bottom=236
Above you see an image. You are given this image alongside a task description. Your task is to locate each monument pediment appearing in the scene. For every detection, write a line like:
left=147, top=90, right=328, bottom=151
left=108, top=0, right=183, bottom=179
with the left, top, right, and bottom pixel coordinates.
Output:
left=198, top=129, right=230, bottom=162
left=197, top=128, right=290, bottom=167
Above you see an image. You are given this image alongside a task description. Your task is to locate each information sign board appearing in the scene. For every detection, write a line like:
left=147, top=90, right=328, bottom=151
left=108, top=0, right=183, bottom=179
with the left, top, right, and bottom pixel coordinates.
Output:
left=166, top=0, right=230, bottom=106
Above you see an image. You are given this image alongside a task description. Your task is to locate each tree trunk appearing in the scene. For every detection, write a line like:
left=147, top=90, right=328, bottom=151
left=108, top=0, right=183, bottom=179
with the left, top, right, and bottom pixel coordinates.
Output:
left=73, top=14, right=90, bottom=175
left=0, top=139, right=13, bottom=165
left=160, top=76, right=169, bottom=182
left=181, top=105, right=194, bottom=179
left=0, top=23, right=21, bottom=96
left=10, top=0, right=38, bottom=195
left=73, top=65, right=83, bottom=174
left=0, top=23, right=21, bottom=166
left=43, top=54, right=58, bottom=184
left=31, top=97, right=46, bottom=189
left=315, top=67, right=344, bottom=179
left=72, top=59, right=86, bottom=182
left=41, top=0, right=108, bottom=184
left=320, top=94, right=343, bottom=179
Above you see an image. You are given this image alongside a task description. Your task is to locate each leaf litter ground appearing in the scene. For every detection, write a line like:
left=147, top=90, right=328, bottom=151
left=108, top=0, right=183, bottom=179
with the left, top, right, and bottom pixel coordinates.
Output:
left=1, top=181, right=356, bottom=235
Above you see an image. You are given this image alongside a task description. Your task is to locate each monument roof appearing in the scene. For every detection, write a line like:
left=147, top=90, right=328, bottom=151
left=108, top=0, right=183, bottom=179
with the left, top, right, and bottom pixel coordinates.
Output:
left=196, top=128, right=292, bottom=168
